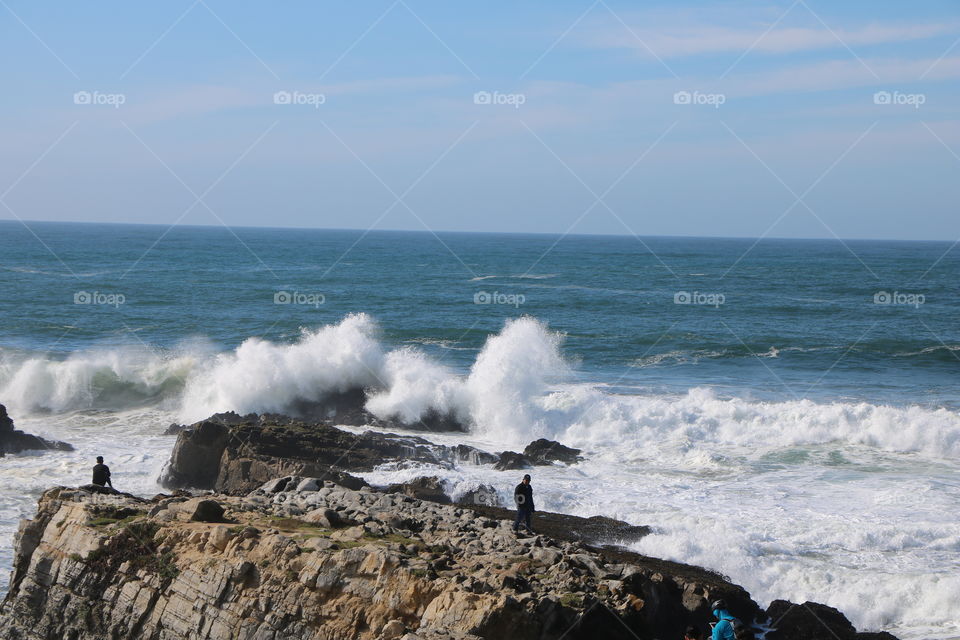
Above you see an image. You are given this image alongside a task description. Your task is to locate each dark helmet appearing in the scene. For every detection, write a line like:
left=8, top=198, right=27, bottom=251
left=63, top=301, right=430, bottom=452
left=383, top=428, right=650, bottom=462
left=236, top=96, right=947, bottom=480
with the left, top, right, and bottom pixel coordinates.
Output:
left=711, top=599, right=727, bottom=611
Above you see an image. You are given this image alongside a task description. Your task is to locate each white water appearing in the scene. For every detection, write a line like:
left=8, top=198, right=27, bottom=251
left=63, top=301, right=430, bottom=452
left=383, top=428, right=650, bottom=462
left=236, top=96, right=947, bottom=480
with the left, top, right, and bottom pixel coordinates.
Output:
left=1, top=314, right=958, bottom=638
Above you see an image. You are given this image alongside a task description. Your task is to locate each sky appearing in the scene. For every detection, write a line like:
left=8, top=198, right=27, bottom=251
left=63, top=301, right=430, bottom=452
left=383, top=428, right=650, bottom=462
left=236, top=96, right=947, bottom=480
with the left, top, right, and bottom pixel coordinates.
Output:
left=1, top=0, right=958, bottom=240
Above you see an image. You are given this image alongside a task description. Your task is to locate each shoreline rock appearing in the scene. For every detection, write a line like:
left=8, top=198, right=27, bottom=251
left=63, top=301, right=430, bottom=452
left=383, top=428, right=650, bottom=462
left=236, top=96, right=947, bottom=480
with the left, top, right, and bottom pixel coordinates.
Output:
left=160, top=412, right=495, bottom=494
left=0, top=483, right=896, bottom=640
left=0, top=403, right=73, bottom=455
left=523, top=439, right=583, bottom=466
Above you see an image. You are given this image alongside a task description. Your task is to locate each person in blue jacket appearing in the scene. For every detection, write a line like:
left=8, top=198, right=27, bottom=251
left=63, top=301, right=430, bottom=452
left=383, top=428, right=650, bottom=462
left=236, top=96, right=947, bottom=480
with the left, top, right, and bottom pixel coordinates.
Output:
left=710, top=599, right=737, bottom=640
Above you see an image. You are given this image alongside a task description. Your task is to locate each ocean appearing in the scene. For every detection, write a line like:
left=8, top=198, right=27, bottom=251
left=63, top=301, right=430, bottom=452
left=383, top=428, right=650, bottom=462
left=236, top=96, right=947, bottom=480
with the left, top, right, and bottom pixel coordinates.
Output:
left=1, top=220, right=958, bottom=638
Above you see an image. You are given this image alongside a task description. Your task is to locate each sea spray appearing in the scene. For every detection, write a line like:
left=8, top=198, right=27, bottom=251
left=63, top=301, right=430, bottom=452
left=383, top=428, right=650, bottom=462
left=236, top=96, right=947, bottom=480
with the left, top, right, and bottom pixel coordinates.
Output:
left=0, top=346, right=195, bottom=414
left=178, top=313, right=385, bottom=421
left=2, top=315, right=960, bottom=460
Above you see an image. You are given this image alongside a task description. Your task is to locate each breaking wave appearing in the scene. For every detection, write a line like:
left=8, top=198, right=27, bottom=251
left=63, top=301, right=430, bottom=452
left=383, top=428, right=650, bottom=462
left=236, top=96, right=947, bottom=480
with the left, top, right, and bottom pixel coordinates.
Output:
left=1, top=314, right=959, bottom=460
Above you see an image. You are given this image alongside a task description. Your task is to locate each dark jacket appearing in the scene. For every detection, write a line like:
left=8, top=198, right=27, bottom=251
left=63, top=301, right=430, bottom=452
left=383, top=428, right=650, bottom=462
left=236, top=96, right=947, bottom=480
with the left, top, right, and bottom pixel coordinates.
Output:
left=514, top=482, right=534, bottom=511
left=92, top=463, right=111, bottom=486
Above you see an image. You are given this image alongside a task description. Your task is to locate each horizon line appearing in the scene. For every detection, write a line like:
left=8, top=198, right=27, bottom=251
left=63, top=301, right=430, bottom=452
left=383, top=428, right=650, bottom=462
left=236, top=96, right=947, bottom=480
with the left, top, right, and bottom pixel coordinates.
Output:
left=0, top=217, right=952, bottom=245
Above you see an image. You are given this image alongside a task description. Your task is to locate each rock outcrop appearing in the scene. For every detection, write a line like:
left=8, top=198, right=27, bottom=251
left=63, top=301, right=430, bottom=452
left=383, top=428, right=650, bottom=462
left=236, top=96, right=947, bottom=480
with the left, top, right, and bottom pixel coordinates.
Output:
left=493, top=451, right=532, bottom=471
left=159, top=413, right=496, bottom=494
left=385, top=476, right=452, bottom=504
left=0, top=403, right=73, bottom=455
left=523, top=439, right=583, bottom=466
left=765, top=601, right=899, bottom=640
left=168, top=389, right=467, bottom=434
left=0, top=482, right=899, bottom=640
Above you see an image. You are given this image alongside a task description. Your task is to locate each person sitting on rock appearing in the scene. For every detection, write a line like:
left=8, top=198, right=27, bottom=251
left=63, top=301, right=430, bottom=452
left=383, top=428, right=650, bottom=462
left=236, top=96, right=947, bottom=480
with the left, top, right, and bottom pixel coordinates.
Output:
left=684, top=625, right=704, bottom=640
left=709, top=599, right=737, bottom=640
left=92, top=456, right=113, bottom=489
left=513, top=474, right=535, bottom=534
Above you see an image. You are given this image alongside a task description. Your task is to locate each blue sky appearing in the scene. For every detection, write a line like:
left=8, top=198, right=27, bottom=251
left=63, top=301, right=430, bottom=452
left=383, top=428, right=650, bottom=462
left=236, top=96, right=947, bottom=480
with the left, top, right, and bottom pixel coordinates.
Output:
left=1, top=0, right=958, bottom=240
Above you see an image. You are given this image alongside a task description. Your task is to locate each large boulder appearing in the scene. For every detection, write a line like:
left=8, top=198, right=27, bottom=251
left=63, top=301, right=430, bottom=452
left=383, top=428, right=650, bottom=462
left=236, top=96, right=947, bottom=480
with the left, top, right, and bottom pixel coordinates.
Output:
left=190, top=499, right=226, bottom=523
left=159, top=413, right=495, bottom=495
left=386, top=476, right=451, bottom=504
left=0, top=403, right=73, bottom=455
left=456, top=484, right=502, bottom=507
left=765, top=600, right=897, bottom=640
left=523, top=438, right=583, bottom=465
left=494, top=451, right=533, bottom=471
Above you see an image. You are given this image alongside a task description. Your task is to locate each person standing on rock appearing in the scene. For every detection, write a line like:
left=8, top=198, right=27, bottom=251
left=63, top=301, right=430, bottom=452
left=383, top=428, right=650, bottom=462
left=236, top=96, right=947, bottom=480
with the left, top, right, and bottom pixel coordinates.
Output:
left=92, top=456, right=113, bottom=489
left=709, top=600, right=738, bottom=640
left=513, top=473, right=535, bottom=534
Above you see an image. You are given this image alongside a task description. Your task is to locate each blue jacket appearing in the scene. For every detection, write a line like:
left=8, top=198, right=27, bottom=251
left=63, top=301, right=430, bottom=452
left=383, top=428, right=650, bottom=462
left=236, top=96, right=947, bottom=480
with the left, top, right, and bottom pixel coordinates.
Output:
left=712, top=611, right=736, bottom=640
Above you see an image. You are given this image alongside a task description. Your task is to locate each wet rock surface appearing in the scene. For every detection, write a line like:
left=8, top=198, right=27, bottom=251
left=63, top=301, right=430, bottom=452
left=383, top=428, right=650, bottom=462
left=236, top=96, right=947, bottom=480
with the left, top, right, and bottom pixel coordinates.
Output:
left=160, top=413, right=494, bottom=494
left=493, top=451, right=532, bottom=471
left=523, top=439, right=583, bottom=466
left=0, top=403, right=73, bottom=455
left=765, top=600, right=900, bottom=640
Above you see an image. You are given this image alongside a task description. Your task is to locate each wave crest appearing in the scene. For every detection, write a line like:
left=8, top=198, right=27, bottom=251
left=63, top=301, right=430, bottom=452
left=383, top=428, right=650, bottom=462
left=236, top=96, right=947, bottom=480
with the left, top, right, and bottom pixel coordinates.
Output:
left=2, top=315, right=959, bottom=460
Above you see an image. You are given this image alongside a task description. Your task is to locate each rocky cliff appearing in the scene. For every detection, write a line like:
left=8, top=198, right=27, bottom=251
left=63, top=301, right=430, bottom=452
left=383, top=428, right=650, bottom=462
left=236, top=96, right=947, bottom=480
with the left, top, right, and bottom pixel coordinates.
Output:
left=0, top=481, right=896, bottom=640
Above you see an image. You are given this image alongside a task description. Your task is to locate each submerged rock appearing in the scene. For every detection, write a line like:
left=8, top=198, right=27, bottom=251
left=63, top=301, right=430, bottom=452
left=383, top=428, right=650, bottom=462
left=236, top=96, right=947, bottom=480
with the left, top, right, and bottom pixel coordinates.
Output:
left=0, top=403, right=73, bottom=455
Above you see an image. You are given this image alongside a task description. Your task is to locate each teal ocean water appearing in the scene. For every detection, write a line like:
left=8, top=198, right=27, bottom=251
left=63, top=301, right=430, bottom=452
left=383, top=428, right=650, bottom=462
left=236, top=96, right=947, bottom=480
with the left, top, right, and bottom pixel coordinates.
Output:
left=1, top=221, right=957, bottom=408
left=1, top=221, right=958, bottom=638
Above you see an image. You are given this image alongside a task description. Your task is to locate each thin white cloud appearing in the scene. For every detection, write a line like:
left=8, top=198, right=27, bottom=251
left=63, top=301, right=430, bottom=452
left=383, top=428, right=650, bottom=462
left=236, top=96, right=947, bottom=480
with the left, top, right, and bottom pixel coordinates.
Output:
left=725, top=55, right=960, bottom=96
left=583, top=21, right=959, bottom=58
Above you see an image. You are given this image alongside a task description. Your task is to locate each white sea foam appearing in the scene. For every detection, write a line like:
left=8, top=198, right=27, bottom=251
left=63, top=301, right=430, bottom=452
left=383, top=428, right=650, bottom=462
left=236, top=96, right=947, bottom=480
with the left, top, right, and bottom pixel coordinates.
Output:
left=178, top=313, right=386, bottom=421
left=2, top=313, right=960, bottom=637
left=3, top=315, right=960, bottom=460
left=0, top=346, right=195, bottom=414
